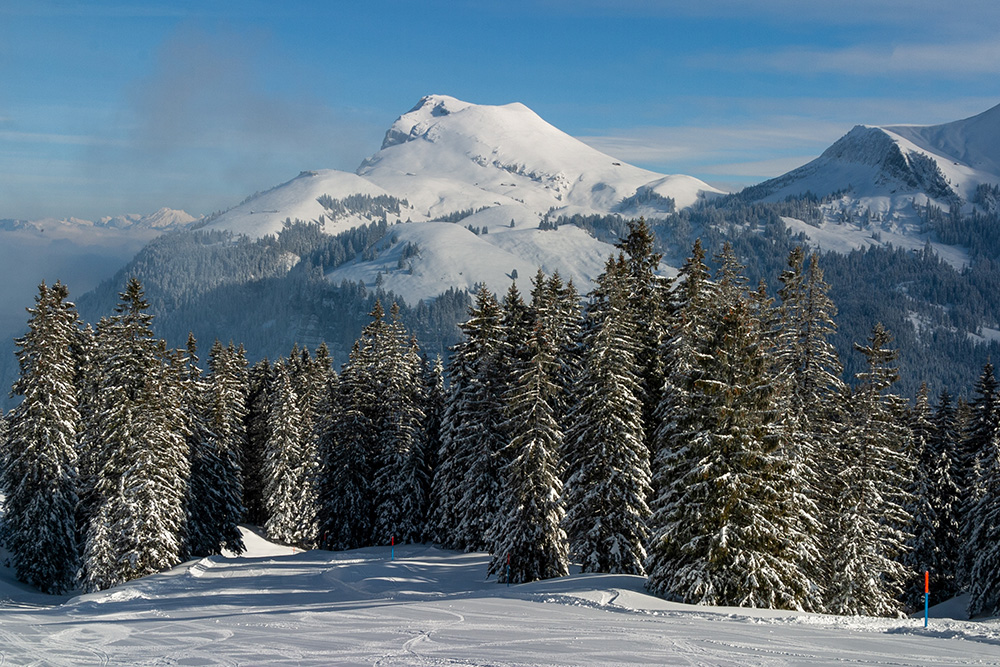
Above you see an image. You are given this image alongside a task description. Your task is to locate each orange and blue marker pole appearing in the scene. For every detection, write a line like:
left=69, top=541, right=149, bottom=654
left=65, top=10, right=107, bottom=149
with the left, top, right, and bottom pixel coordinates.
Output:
left=924, top=570, right=929, bottom=628
left=391, top=536, right=395, bottom=561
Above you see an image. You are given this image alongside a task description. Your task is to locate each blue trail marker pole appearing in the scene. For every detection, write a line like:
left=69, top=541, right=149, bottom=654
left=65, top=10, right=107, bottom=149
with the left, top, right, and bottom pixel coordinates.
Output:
left=391, top=536, right=395, bottom=561
left=924, top=570, right=929, bottom=628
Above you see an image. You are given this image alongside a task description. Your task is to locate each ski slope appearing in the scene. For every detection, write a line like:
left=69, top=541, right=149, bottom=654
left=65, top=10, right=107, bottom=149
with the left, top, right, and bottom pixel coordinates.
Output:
left=0, top=527, right=997, bottom=666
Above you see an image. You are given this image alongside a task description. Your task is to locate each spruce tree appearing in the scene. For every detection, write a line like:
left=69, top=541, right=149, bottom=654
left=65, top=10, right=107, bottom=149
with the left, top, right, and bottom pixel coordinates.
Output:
left=436, top=287, right=509, bottom=551
left=371, top=305, right=428, bottom=545
left=488, top=322, right=569, bottom=583
left=538, top=272, right=582, bottom=427
left=615, top=218, right=670, bottom=451
left=958, top=363, right=999, bottom=588
left=967, top=419, right=1000, bottom=617
left=774, top=248, right=845, bottom=609
left=929, top=390, right=963, bottom=599
left=646, top=245, right=811, bottom=610
left=562, top=255, right=651, bottom=574
left=653, top=239, right=714, bottom=469
left=181, top=335, right=228, bottom=558
left=825, top=324, right=912, bottom=616
left=903, top=385, right=943, bottom=611
left=82, top=278, right=190, bottom=591
left=262, top=360, right=316, bottom=547
left=317, top=304, right=385, bottom=550
left=203, top=340, right=247, bottom=554
left=421, top=355, right=446, bottom=501
left=243, top=358, right=273, bottom=525
left=2, top=281, right=82, bottom=593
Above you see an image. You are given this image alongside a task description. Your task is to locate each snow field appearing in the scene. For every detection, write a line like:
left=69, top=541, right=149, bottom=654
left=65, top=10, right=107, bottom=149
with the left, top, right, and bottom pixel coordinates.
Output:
left=0, top=528, right=998, bottom=666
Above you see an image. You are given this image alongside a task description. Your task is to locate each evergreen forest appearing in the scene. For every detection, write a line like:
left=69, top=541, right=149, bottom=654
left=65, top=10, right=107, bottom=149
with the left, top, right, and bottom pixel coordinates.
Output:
left=4, top=220, right=1000, bottom=621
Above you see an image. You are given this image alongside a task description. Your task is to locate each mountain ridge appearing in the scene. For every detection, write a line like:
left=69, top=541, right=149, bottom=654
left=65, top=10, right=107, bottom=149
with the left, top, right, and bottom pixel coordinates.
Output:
left=745, top=103, right=1000, bottom=216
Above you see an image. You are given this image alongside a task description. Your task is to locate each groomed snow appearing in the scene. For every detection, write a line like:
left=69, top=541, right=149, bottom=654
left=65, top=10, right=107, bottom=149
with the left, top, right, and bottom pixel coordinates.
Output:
left=0, top=527, right=997, bottom=665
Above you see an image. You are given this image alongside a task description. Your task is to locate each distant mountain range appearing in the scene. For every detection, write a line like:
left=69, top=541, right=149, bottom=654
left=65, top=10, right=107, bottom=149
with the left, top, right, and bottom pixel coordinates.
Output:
left=0, top=207, right=196, bottom=235
left=193, top=94, right=722, bottom=302
left=4, top=95, right=1000, bottom=408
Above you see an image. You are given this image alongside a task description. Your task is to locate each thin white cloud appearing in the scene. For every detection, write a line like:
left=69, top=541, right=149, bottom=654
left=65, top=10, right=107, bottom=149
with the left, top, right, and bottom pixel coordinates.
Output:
left=535, top=0, right=1000, bottom=34
left=695, top=156, right=816, bottom=178
left=0, top=130, right=124, bottom=147
left=577, top=119, right=845, bottom=169
left=694, top=40, right=1000, bottom=77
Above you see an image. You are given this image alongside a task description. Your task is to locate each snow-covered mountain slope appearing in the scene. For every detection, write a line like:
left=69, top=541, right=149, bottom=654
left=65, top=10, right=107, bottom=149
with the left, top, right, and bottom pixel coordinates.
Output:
left=326, top=220, right=633, bottom=304
left=748, top=103, right=1000, bottom=219
left=736, top=103, right=1000, bottom=266
left=199, top=95, right=720, bottom=302
left=0, top=534, right=997, bottom=665
left=197, top=170, right=400, bottom=239
left=358, top=94, right=716, bottom=217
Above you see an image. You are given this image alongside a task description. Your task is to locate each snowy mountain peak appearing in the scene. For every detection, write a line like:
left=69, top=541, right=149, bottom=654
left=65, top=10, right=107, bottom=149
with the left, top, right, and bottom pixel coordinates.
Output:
left=883, top=102, right=1000, bottom=178
left=357, top=95, right=721, bottom=216
left=746, top=102, right=1000, bottom=213
left=99, top=208, right=198, bottom=230
left=380, top=94, right=476, bottom=149
left=816, top=125, right=953, bottom=199
left=199, top=94, right=722, bottom=304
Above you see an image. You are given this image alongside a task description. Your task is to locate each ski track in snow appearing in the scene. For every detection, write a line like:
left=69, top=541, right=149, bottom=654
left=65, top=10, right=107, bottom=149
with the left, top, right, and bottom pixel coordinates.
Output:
left=0, top=531, right=998, bottom=666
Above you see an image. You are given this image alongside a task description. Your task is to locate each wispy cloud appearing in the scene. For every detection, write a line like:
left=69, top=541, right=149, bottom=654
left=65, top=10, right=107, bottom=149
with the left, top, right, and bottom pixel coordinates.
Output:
left=0, top=130, right=124, bottom=147
left=535, top=0, right=1000, bottom=35
left=75, top=24, right=384, bottom=216
left=577, top=118, right=846, bottom=175
left=121, top=25, right=376, bottom=162
left=576, top=90, right=1000, bottom=187
left=692, top=40, right=1000, bottom=77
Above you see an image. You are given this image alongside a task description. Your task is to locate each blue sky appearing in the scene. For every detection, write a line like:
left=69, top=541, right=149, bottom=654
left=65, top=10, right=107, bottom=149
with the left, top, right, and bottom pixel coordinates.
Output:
left=2, top=0, right=999, bottom=220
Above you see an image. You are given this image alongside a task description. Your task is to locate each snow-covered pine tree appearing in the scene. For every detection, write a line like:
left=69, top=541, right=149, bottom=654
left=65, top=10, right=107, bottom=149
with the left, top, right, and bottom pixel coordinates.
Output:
left=967, top=410, right=1000, bottom=617
left=774, top=248, right=845, bottom=609
left=243, top=358, right=272, bottom=525
left=562, top=254, right=651, bottom=575
left=74, top=322, right=103, bottom=539
left=82, top=278, right=191, bottom=591
left=425, top=286, right=508, bottom=550
left=425, top=342, right=470, bottom=548
left=825, top=323, right=912, bottom=616
left=489, top=320, right=569, bottom=584
left=289, top=344, right=330, bottom=451
left=538, top=272, right=582, bottom=427
left=371, top=304, right=428, bottom=545
left=501, top=280, right=532, bottom=374
left=421, top=355, right=446, bottom=500
left=450, top=287, right=510, bottom=551
left=615, top=218, right=671, bottom=450
left=903, top=385, right=943, bottom=611
left=180, top=335, right=228, bottom=558
left=2, top=281, right=82, bottom=593
left=929, top=390, right=963, bottom=599
left=958, top=363, right=999, bottom=588
left=651, top=239, right=714, bottom=494
left=262, top=360, right=316, bottom=547
left=317, top=304, right=385, bottom=550
left=646, top=244, right=811, bottom=610
left=202, top=340, right=247, bottom=554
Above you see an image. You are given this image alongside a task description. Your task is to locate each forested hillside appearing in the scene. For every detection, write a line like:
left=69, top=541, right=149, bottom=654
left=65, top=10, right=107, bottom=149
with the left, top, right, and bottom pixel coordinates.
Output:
left=5, top=220, right=1000, bottom=620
